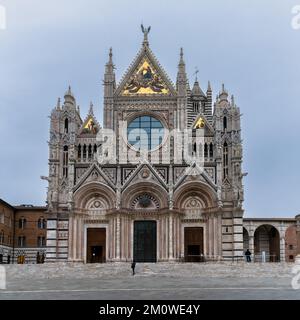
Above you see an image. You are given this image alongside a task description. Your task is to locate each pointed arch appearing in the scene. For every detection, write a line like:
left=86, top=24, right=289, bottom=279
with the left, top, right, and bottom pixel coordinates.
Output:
left=223, top=116, right=227, bottom=130
left=64, top=118, right=69, bottom=133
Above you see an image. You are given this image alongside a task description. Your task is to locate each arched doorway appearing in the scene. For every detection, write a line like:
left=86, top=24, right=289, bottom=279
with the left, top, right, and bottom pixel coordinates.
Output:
left=73, top=181, right=115, bottom=262
left=254, top=225, right=280, bottom=262
left=174, top=181, right=219, bottom=260
left=243, top=227, right=249, bottom=252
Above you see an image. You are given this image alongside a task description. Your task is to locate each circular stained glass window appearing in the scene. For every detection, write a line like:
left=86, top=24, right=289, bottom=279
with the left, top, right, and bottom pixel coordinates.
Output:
left=127, top=116, right=164, bottom=151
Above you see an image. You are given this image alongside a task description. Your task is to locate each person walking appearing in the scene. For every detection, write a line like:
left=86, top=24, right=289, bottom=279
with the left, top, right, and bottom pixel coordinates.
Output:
left=245, top=249, right=252, bottom=262
left=131, top=260, right=136, bottom=275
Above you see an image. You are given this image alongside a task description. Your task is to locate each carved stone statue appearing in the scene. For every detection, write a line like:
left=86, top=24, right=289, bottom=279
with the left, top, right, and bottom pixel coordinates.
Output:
left=141, top=24, right=151, bottom=42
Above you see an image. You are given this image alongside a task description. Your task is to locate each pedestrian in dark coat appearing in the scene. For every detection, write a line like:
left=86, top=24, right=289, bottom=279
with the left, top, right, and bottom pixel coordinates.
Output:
left=131, top=261, right=136, bottom=275
left=245, top=249, right=252, bottom=262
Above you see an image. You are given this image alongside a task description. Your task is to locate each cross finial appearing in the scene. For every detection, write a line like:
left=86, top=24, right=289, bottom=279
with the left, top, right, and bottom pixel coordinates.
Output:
left=193, top=67, right=199, bottom=81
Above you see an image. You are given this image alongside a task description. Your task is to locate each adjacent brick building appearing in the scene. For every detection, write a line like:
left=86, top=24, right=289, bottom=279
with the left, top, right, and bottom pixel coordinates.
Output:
left=0, top=199, right=46, bottom=264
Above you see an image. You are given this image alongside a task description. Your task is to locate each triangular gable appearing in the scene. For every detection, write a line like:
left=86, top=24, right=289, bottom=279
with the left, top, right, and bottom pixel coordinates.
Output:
left=73, top=162, right=116, bottom=192
left=116, top=46, right=176, bottom=96
left=192, top=114, right=214, bottom=135
left=122, top=161, right=168, bottom=191
left=78, top=114, right=100, bottom=136
left=174, top=162, right=217, bottom=191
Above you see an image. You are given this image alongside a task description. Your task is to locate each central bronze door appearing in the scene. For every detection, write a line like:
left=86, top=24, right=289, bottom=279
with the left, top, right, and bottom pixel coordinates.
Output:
left=134, top=221, right=157, bottom=262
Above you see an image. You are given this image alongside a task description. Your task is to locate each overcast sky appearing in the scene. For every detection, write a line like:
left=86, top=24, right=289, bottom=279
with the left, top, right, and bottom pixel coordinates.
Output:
left=0, top=0, right=299, bottom=217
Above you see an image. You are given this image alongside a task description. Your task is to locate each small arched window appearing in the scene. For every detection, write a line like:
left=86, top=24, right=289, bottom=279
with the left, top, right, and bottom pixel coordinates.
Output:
left=64, top=118, right=69, bottom=133
left=83, top=144, right=87, bottom=160
left=78, top=144, right=82, bottom=159
left=193, top=101, right=199, bottom=113
left=223, top=142, right=228, bottom=178
left=204, top=143, right=208, bottom=158
left=63, top=146, right=68, bottom=178
left=209, top=143, right=213, bottom=158
left=18, top=217, right=27, bottom=229
left=38, top=217, right=46, bottom=229
left=88, top=144, right=92, bottom=160
left=0, top=210, right=4, bottom=224
left=18, top=236, right=26, bottom=247
left=0, top=230, right=4, bottom=244
left=37, top=236, right=46, bottom=247
left=193, top=142, right=197, bottom=153
left=223, top=116, right=227, bottom=130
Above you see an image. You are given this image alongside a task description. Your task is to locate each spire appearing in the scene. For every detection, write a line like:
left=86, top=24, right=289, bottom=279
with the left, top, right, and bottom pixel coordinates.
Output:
left=207, top=81, right=212, bottom=92
left=89, top=101, right=94, bottom=115
left=109, top=47, right=113, bottom=64
left=176, top=47, right=187, bottom=95
left=56, top=97, right=61, bottom=110
left=65, top=85, right=73, bottom=97
left=141, top=24, right=151, bottom=46
left=231, top=94, right=235, bottom=107
left=64, top=85, right=75, bottom=107
left=191, top=80, right=205, bottom=97
left=219, top=83, right=228, bottom=102
left=178, top=47, right=185, bottom=70
left=179, top=47, right=185, bottom=66
left=105, top=47, right=115, bottom=74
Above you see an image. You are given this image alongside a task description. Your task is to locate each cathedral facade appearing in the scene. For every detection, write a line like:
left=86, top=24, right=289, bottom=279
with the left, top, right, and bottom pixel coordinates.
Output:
left=1, top=29, right=299, bottom=265
left=46, top=28, right=245, bottom=263
left=36, top=26, right=300, bottom=266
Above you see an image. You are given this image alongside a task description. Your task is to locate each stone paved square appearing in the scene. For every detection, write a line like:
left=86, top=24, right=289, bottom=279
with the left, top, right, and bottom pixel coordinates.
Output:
left=1, top=262, right=300, bottom=300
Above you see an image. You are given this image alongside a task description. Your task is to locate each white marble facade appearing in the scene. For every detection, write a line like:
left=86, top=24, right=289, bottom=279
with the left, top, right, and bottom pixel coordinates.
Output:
left=45, top=28, right=246, bottom=263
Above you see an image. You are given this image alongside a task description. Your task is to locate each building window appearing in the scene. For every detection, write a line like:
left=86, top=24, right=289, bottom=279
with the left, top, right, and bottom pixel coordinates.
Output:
left=83, top=144, right=87, bottom=160
left=63, top=145, right=68, bottom=178
left=18, top=217, right=27, bottom=229
left=38, top=218, right=46, bottom=229
left=0, top=230, right=4, bottom=244
left=37, top=236, right=46, bottom=247
left=0, top=210, right=4, bottom=224
left=289, top=245, right=294, bottom=250
left=193, top=101, right=200, bottom=113
left=127, top=116, right=164, bottom=151
left=64, top=118, right=69, bottom=133
left=289, top=255, right=294, bottom=261
left=223, top=116, right=227, bottom=130
left=0, top=254, right=3, bottom=264
left=88, top=144, right=92, bottom=160
left=18, top=236, right=26, bottom=247
left=78, top=144, right=81, bottom=159
left=209, top=143, right=213, bottom=158
left=204, top=143, right=208, bottom=158
left=223, top=142, right=228, bottom=178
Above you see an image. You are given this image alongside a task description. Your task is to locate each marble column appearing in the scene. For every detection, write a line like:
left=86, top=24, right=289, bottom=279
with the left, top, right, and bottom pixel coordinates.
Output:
left=213, top=214, right=218, bottom=258
left=168, top=214, right=173, bottom=260
left=68, top=215, right=73, bottom=261
left=248, top=234, right=254, bottom=263
left=280, top=235, right=285, bottom=262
